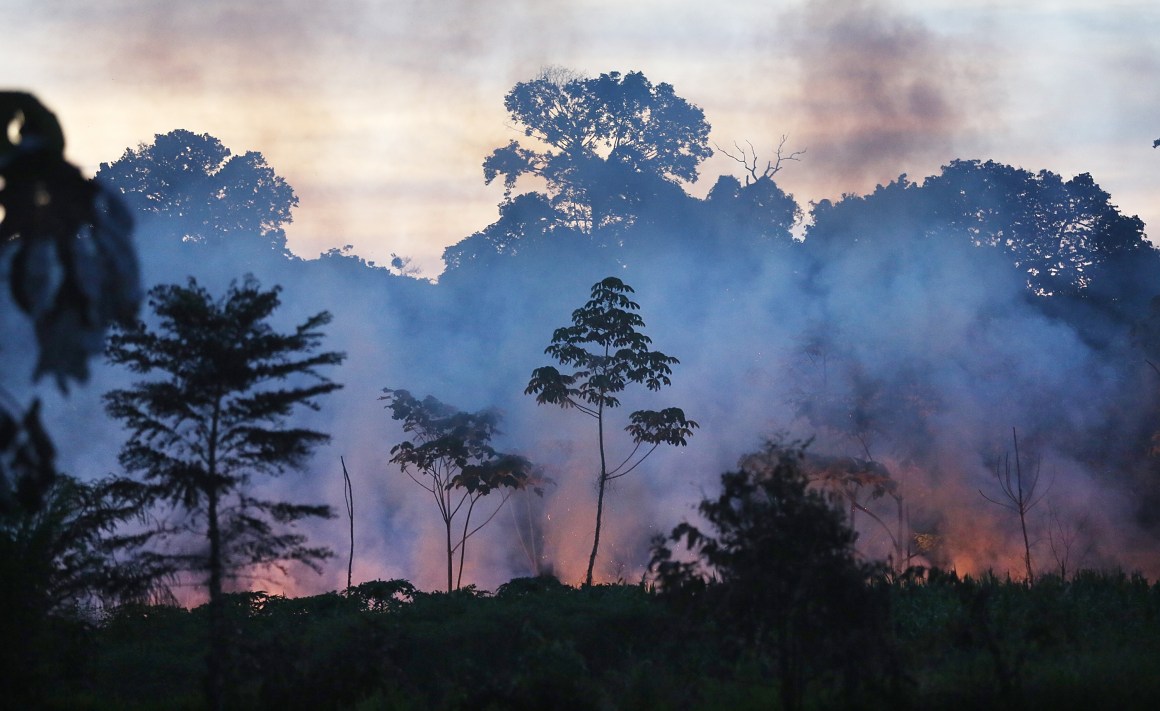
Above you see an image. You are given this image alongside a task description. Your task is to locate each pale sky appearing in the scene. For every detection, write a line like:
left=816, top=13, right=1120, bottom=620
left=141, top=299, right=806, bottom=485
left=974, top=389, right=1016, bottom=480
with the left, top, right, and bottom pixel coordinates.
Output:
left=4, top=0, right=1158, bottom=275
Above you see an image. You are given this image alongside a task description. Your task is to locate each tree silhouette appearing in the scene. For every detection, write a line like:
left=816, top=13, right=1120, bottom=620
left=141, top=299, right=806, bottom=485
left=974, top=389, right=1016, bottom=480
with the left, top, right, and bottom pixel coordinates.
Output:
left=104, top=276, right=343, bottom=708
left=484, top=68, right=711, bottom=232
left=97, top=129, right=297, bottom=254
left=381, top=389, right=538, bottom=592
left=979, top=429, right=1050, bottom=583
left=923, top=159, right=1148, bottom=297
left=650, top=441, right=885, bottom=711
left=526, top=277, right=697, bottom=586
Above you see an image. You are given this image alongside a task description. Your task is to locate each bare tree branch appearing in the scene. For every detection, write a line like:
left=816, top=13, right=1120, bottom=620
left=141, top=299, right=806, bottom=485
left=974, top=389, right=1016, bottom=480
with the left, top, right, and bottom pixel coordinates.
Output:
left=716, top=135, right=806, bottom=185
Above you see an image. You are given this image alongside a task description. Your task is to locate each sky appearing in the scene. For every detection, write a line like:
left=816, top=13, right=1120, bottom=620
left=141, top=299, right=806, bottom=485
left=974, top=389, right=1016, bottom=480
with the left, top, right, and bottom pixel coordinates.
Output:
left=4, top=0, right=1158, bottom=275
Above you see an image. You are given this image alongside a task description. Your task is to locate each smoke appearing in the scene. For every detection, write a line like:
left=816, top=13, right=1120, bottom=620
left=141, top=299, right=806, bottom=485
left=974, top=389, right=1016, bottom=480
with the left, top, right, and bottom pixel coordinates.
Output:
left=781, top=0, right=996, bottom=197
left=25, top=165, right=1160, bottom=598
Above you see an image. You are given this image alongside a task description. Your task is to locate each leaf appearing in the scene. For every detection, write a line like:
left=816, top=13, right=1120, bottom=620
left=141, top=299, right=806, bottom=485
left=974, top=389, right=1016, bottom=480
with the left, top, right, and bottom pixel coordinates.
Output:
left=626, top=407, right=699, bottom=446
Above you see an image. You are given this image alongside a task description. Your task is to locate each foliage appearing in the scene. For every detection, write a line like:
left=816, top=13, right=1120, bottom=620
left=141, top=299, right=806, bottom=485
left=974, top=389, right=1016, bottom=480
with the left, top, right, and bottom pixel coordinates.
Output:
left=0, top=393, right=56, bottom=516
left=0, top=473, right=164, bottom=705
left=97, top=129, right=298, bottom=254
left=443, top=70, right=802, bottom=278
left=382, top=388, right=539, bottom=592
left=924, top=159, right=1149, bottom=297
left=1, top=92, right=140, bottom=518
left=104, top=276, right=343, bottom=587
left=527, top=276, right=697, bottom=585
left=650, top=441, right=892, bottom=711
left=0, top=473, right=163, bottom=613
left=15, top=570, right=1160, bottom=710
left=806, top=160, right=1152, bottom=303
left=104, top=275, right=344, bottom=706
left=0, top=91, right=141, bottom=387
left=484, top=68, right=712, bottom=232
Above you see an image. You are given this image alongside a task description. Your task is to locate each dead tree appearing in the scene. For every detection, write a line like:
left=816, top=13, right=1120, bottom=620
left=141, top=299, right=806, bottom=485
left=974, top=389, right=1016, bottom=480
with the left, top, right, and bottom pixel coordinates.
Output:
left=341, top=456, right=354, bottom=591
left=979, top=429, right=1051, bottom=583
left=716, top=135, right=805, bottom=185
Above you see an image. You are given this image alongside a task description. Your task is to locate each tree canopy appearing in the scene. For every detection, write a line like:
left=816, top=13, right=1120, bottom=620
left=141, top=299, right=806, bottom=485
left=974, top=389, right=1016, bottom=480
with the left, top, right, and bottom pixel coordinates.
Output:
left=97, top=129, right=297, bottom=254
left=483, top=69, right=712, bottom=232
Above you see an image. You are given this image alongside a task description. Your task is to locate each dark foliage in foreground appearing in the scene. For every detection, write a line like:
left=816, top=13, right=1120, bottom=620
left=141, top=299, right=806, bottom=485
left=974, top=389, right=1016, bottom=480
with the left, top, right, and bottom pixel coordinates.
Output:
left=11, top=569, right=1158, bottom=710
left=650, top=442, right=899, bottom=711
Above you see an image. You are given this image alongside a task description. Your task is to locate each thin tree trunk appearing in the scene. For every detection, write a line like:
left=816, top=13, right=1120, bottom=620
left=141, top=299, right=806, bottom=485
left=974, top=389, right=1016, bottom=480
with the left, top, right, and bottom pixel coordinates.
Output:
left=1013, top=431, right=1034, bottom=584
left=206, top=488, right=223, bottom=710
left=341, top=457, right=353, bottom=590
left=445, top=511, right=454, bottom=593
left=206, top=404, right=225, bottom=711
left=456, top=496, right=477, bottom=590
left=586, top=398, right=607, bottom=587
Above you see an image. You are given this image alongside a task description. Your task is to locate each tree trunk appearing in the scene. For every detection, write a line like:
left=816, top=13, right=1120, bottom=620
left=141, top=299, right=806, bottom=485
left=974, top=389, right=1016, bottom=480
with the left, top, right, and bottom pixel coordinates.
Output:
left=445, top=513, right=454, bottom=593
left=586, top=399, right=607, bottom=587
left=205, top=400, right=225, bottom=711
left=206, top=486, right=224, bottom=711
left=342, top=457, right=353, bottom=591
left=1013, top=431, right=1034, bottom=584
left=1019, top=509, right=1034, bottom=584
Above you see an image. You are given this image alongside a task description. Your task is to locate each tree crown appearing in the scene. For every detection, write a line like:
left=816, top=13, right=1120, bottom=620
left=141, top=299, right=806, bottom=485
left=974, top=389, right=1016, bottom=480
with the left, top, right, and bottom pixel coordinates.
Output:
left=105, top=276, right=345, bottom=496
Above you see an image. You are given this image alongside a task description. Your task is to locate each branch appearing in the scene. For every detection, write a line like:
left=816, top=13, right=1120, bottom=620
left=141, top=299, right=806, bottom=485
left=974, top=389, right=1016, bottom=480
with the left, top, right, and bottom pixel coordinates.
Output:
left=1147, top=359, right=1160, bottom=378
left=605, top=440, right=644, bottom=478
left=605, top=443, right=660, bottom=480
left=851, top=500, right=898, bottom=549
left=978, top=488, right=1018, bottom=512
left=461, top=490, right=514, bottom=543
left=716, top=135, right=805, bottom=185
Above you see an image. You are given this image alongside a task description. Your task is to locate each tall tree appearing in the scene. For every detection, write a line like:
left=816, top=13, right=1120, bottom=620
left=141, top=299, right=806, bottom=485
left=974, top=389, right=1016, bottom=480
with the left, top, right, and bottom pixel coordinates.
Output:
left=96, top=129, right=297, bottom=254
left=104, top=276, right=343, bottom=708
left=526, top=277, right=697, bottom=586
left=484, top=69, right=712, bottom=232
left=381, top=389, right=537, bottom=592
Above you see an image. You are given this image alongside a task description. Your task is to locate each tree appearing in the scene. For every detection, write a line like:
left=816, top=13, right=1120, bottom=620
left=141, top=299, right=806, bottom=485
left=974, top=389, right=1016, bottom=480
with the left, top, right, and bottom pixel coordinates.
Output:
left=922, top=159, right=1149, bottom=297
left=649, top=441, right=887, bottom=711
left=526, top=277, right=697, bottom=586
left=484, top=69, right=712, bottom=232
left=381, top=389, right=538, bottom=592
left=96, top=129, right=297, bottom=254
left=979, top=428, right=1050, bottom=583
left=442, top=192, right=564, bottom=273
left=104, top=276, right=343, bottom=707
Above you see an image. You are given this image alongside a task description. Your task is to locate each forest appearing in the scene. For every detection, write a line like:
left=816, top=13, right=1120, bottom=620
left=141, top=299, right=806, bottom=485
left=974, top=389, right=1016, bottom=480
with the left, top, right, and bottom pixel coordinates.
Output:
left=3, top=70, right=1160, bottom=709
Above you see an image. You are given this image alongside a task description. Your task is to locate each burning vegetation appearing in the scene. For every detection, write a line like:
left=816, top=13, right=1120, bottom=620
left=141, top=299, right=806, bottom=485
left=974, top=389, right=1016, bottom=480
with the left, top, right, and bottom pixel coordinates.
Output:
left=4, top=68, right=1160, bottom=706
